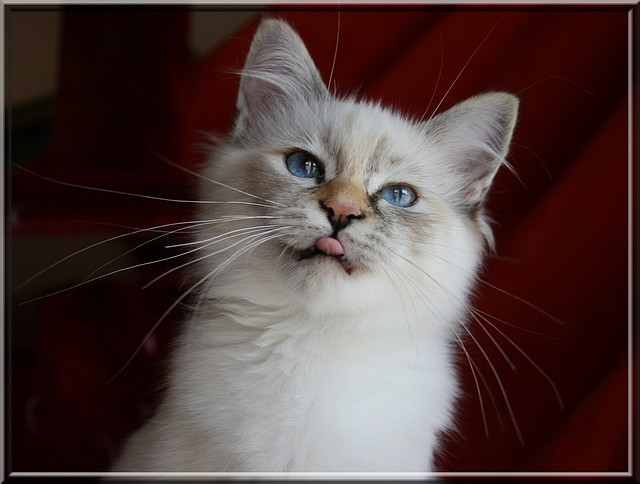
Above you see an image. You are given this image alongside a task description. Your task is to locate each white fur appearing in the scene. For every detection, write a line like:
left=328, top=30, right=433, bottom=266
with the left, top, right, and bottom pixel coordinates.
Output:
left=113, top=19, right=518, bottom=472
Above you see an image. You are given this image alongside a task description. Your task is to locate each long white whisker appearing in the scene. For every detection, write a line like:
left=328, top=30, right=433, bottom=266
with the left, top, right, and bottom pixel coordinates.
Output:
left=474, top=311, right=564, bottom=409
left=426, top=13, right=505, bottom=124
left=14, top=218, right=226, bottom=295
left=469, top=310, right=517, bottom=372
left=274, top=244, right=290, bottom=268
left=143, top=227, right=289, bottom=289
left=417, top=32, right=444, bottom=123
left=474, top=308, right=560, bottom=340
left=510, top=141, right=552, bottom=179
left=477, top=278, right=564, bottom=326
left=454, top=331, right=490, bottom=438
left=32, top=224, right=285, bottom=305
left=20, top=221, right=240, bottom=305
left=57, top=219, right=225, bottom=305
left=328, top=10, right=341, bottom=92
left=166, top=223, right=280, bottom=249
left=15, top=163, right=277, bottom=209
left=387, top=249, right=462, bottom=310
left=61, top=216, right=274, bottom=236
left=460, top=327, right=507, bottom=432
left=153, top=153, right=286, bottom=208
left=379, top=250, right=452, bottom=323
left=515, top=75, right=594, bottom=98
left=461, top=324, right=525, bottom=446
left=210, top=232, right=287, bottom=278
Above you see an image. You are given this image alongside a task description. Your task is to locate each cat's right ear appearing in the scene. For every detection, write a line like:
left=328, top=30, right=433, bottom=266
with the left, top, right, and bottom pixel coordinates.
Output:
left=425, top=92, right=519, bottom=212
left=233, top=19, right=329, bottom=138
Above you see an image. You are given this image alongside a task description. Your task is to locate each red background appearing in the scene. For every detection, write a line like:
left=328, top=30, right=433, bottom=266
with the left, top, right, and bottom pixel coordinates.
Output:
left=9, top=6, right=634, bottom=476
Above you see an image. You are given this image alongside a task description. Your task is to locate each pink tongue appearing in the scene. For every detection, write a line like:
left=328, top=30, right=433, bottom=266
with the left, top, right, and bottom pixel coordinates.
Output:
left=314, top=236, right=345, bottom=257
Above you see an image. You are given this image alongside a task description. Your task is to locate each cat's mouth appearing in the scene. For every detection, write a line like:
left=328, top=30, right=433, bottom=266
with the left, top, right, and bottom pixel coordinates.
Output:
left=298, top=236, right=354, bottom=275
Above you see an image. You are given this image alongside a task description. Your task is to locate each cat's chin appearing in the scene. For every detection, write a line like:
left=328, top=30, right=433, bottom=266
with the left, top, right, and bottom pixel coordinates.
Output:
left=297, top=249, right=355, bottom=275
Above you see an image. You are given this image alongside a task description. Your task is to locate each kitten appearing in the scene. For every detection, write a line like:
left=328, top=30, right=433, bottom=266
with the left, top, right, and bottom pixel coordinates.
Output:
left=112, top=18, right=518, bottom=472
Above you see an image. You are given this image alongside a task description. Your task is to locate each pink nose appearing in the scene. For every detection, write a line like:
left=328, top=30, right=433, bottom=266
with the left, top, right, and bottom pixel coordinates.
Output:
left=323, top=199, right=362, bottom=230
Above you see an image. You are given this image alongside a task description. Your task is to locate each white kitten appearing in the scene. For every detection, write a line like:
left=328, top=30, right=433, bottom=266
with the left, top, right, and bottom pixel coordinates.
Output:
left=112, top=18, right=518, bottom=472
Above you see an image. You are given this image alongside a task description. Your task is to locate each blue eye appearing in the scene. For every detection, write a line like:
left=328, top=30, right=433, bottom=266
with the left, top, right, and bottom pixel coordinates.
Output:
left=380, top=185, right=417, bottom=207
left=286, top=151, right=323, bottom=179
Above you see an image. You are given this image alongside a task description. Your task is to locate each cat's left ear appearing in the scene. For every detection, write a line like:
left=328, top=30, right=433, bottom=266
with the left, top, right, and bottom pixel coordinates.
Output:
left=425, top=92, right=519, bottom=211
left=233, top=18, right=329, bottom=138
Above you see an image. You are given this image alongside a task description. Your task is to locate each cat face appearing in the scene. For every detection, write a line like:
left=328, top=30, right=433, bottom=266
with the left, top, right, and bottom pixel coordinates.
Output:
left=195, top=19, right=518, bottom=320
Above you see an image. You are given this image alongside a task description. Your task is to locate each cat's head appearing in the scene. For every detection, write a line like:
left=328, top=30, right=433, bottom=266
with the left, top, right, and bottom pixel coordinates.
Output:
left=197, top=19, right=518, bottom=320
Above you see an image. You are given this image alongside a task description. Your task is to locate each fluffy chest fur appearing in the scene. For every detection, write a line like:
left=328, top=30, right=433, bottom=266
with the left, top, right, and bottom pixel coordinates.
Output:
left=168, top=297, right=458, bottom=471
